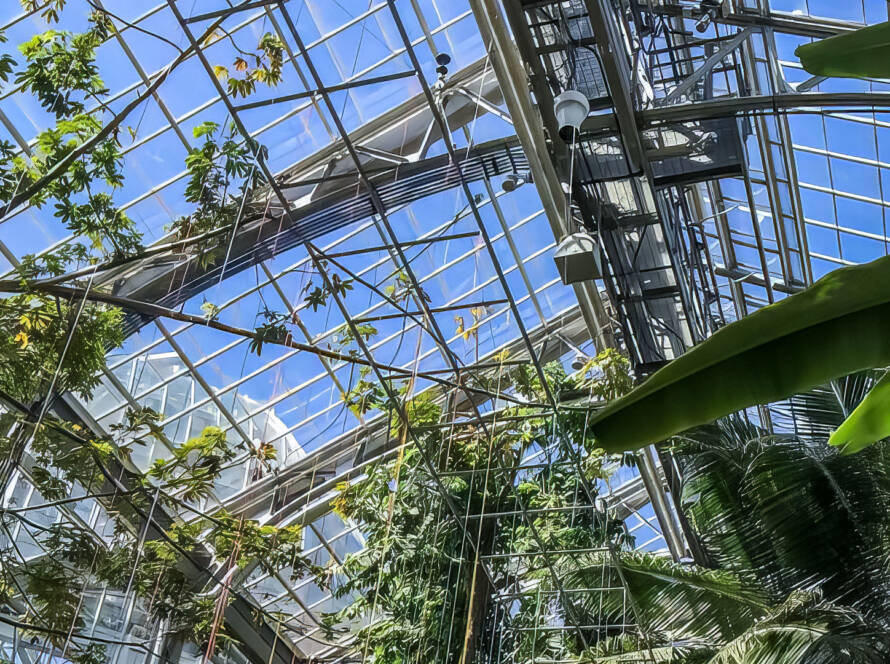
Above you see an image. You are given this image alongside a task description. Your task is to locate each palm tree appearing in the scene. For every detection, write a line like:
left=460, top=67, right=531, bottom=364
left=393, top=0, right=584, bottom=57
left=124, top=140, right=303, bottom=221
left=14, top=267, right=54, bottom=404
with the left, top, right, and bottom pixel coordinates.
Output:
left=535, top=373, right=890, bottom=662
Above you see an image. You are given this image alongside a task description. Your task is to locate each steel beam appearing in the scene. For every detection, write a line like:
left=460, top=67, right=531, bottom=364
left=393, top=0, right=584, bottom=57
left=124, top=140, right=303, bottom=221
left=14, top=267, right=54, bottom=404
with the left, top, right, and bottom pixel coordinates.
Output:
left=163, top=6, right=526, bottom=655
left=0, top=392, right=308, bottom=664
left=585, top=0, right=648, bottom=174
left=468, top=0, right=614, bottom=349
left=647, top=2, right=864, bottom=38
left=184, top=0, right=286, bottom=24
left=499, top=0, right=705, bottom=561
left=231, top=70, right=416, bottom=112
left=578, top=91, right=890, bottom=131
left=661, top=28, right=754, bottom=104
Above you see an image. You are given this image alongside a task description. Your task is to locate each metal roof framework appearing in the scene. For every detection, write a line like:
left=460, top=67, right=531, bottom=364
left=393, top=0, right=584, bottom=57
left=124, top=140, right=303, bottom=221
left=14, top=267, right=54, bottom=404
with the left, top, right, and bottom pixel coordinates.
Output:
left=1, top=0, right=890, bottom=662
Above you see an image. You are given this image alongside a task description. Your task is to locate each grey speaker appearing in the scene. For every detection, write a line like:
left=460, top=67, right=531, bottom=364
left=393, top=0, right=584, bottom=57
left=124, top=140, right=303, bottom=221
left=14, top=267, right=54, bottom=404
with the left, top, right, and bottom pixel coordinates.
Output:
left=554, top=232, right=602, bottom=285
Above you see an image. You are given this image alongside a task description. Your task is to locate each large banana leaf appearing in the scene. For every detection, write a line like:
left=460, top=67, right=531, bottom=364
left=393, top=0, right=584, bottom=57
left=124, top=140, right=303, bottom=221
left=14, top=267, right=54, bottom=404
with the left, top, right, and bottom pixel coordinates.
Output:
left=796, top=21, right=890, bottom=79
left=589, top=256, right=890, bottom=452
left=828, top=371, right=890, bottom=454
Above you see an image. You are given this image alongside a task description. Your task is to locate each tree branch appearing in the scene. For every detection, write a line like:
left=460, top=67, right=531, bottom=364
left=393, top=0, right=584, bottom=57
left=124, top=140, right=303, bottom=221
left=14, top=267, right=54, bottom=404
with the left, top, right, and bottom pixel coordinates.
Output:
left=0, top=13, right=228, bottom=222
left=0, top=281, right=544, bottom=410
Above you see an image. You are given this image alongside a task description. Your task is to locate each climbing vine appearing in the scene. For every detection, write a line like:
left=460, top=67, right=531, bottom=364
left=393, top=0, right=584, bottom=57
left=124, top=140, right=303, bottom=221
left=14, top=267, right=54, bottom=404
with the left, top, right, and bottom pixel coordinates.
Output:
left=168, top=120, right=260, bottom=255
left=0, top=5, right=636, bottom=664
left=212, top=31, right=287, bottom=98
left=321, top=354, right=631, bottom=664
left=0, top=4, right=308, bottom=661
left=0, top=409, right=318, bottom=660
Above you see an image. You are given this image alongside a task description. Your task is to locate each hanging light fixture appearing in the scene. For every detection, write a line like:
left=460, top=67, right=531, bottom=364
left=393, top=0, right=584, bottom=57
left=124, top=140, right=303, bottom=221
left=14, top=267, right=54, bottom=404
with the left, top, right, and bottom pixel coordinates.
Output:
left=695, top=0, right=722, bottom=32
left=553, top=89, right=590, bottom=142
left=571, top=352, right=589, bottom=371
left=554, top=232, right=602, bottom=285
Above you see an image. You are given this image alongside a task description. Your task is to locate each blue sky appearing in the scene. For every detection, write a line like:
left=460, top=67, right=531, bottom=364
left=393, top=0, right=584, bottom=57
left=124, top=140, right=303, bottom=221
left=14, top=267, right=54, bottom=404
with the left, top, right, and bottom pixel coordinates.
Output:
left=2, top=0, right=889, bottom=593
left=2, top=0, right=889, bottom=466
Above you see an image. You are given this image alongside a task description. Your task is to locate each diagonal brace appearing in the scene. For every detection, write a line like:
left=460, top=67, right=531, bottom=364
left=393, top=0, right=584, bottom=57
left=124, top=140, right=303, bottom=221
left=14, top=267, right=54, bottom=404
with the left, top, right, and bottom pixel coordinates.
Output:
left=662, top=28, right=754, bottom=104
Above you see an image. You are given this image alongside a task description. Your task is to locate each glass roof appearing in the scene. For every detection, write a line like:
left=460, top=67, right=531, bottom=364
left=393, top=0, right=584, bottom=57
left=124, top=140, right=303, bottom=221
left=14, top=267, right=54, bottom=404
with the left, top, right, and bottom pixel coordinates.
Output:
left=4, top=0, right=890, bottom=661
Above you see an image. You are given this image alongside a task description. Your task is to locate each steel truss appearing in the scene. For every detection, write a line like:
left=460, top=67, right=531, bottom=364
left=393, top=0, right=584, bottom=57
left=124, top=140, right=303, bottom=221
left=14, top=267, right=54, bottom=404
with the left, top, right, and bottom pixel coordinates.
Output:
left=157, top=0, right=619, bottom=658
left=4, top=0, right=890, bottom=661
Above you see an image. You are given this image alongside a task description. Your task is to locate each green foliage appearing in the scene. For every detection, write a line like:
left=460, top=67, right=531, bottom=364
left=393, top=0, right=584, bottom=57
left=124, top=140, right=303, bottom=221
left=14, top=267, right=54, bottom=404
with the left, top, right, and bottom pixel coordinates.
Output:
left=390, top=390, right=441, bottom=436
left=70, top=644, right=106, bottom=664
left=383, top=269, right=429, bottom=305
left=320, top=357, right=890, bottom=663
left=16, top=27, right=107, bottom=118
left=324, top=439, right=475, bottom=664
left=249, top=309, right=291, bottom=356
left=332, top=322, right=377, bottom=356
left=212, top=32, right=286, bottom=98
left=0, top=294, right=123, bottom=402
left=20, top=1, right=69, bottom=24
left=707, top=591, right=890, bottom=663
left=207, top=511, right=313, bottom=577
left=575, top=348, right=634, bottom=401
left=586, top=392, right=890, bottom=662
left=147, top=426, right=238, bottom=503
left=827, top=369, right=890, bottom=453
left=581, top=635, right=714, bottom=663
left=675, top=411, right=890, bottom=616
left=25, top=555, right=87, bottom=633
left=322, top=362, right=628, bottom=664
left=571, top=552, right=890, bottom=662
left=589, top=551, right=767, bottom=638
left=0, top=12, right=312, bottom=660
left=0, top=413, right=115, bottom=519
left=16, top=243, right=91, bottom=280
left=0, top=31, right=15, bottom=86
left=342, top=366, right=386, bottom=418
left=590, top=255, right=890, bottom=452
left=2, top=17, right=141, bottom=278
left=200, top=300, right=221, bottom=321
left=303, top=271, right=354, bottom=312
left=0, top=405, right=315, bottom=656
left=167, top=121, right=259, bottom=263
left=90, top=509, right=314, bottom=647
left=796, top=20, right=890, bottom=80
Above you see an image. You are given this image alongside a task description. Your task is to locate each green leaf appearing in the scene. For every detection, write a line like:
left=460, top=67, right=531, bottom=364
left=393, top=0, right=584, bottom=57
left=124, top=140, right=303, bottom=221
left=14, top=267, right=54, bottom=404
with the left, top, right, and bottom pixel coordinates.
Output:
left=192, top=121, right=218, bottom=139
left=828, top=370, right=890, bottom=454
left=590, top=255, right=890, bottom=452
left=796, top=21, right=890, bottom=79
left=707, top=592, right=890, bottom=663
left=200, top=300, right=220, bottom=321
left=674, top=423, right=890, bottom=610
left=580, top=551, right=768, bottom=641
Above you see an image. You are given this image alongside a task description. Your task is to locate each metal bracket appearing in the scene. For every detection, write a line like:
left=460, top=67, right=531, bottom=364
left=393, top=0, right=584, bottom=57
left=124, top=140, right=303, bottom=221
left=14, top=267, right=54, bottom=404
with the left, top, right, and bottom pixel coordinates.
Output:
left=662, top=28, right=753, bottom=104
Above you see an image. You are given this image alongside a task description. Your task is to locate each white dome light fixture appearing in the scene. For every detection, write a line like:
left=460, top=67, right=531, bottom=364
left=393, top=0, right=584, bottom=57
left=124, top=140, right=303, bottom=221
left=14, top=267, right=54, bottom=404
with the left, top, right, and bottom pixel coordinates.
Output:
left=553, top=89, right=590, bottom=142
left=695, top=0, right=722, bottom=32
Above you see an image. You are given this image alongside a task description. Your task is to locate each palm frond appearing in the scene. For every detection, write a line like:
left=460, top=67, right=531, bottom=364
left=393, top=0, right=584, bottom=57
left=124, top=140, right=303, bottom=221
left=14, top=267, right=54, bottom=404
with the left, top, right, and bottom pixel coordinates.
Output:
left=674, top=422, right=890, bottom=612
left=580, top=632, right=716, bottom=662
left=551, top=551, right=766, bottom=643
left=772, top=370, right=883, bottom=442
left=709, top=592, right=890, bottom=663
